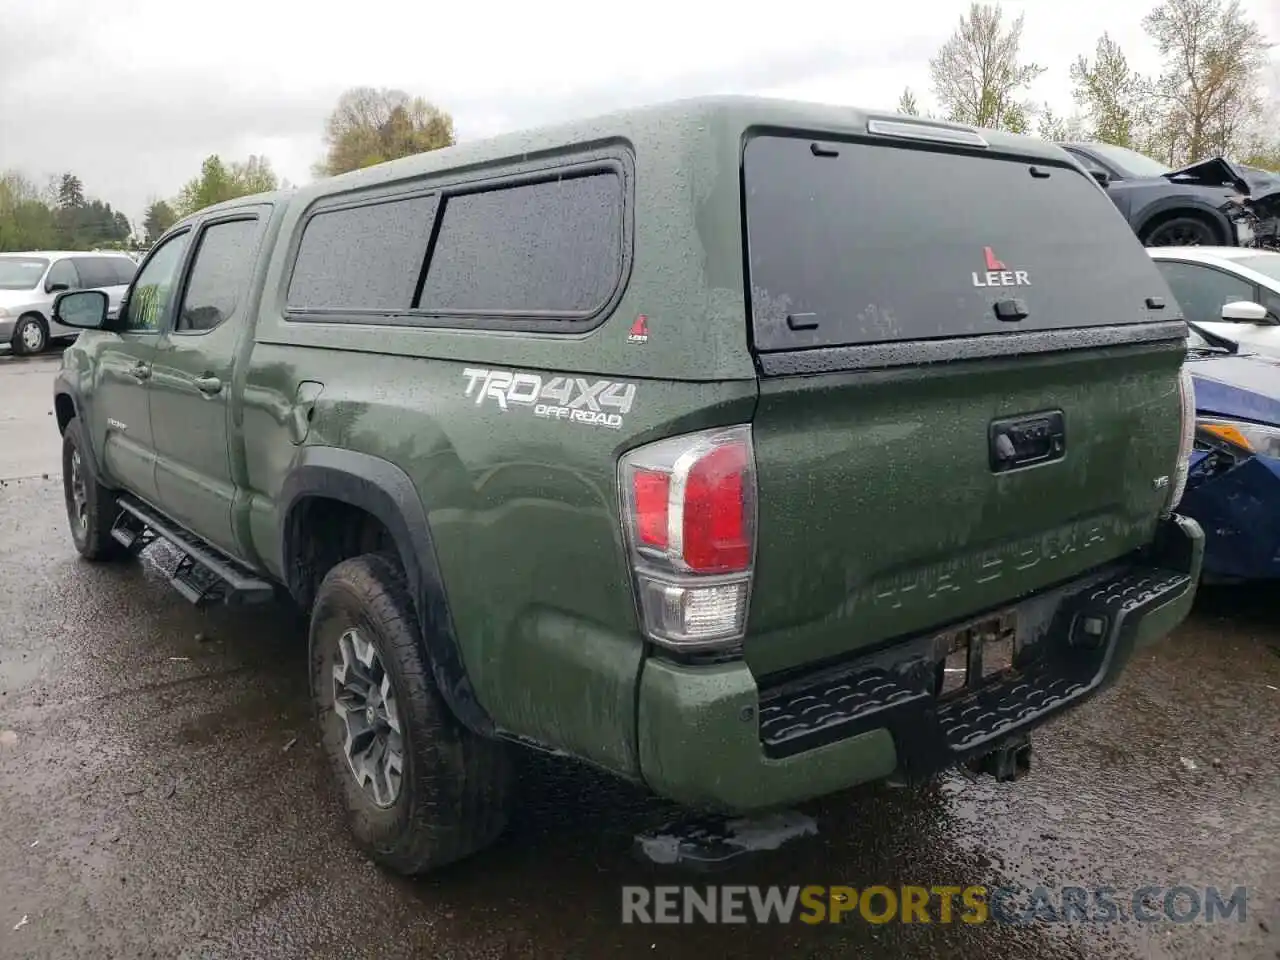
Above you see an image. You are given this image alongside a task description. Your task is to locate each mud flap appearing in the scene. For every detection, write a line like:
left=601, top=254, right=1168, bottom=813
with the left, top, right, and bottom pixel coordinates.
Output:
left=1179, top=455, right=1280, bottom=580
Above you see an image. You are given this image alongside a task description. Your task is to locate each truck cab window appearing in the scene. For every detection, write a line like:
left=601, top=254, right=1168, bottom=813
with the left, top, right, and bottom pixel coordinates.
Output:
left=176, top=219, right=261, bottom=333
left=122, top=232, right=189, bottom=332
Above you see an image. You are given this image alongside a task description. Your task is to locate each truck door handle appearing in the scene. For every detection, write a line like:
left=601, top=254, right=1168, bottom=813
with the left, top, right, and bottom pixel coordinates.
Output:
left=130, top=361, right=151, bottom=381
left=194, top=375, right=222, bottom=396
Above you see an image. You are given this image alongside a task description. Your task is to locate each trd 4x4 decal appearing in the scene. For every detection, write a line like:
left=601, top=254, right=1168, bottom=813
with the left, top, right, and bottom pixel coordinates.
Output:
left=461, top=367, right=637, bottom=430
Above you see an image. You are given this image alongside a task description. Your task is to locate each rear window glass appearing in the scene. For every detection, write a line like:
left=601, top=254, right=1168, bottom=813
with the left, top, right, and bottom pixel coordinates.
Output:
left=0, top=258, right=48, bottom=290
left=287, top=195, right=438, bottom=312
left=743, top=135, right=1169, bottom=351
left=417, top=172, right=622, bottom=316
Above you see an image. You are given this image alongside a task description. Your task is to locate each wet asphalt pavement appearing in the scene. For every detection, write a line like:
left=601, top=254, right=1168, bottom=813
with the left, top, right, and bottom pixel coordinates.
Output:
left=1, top=348, right=1278, bottom=959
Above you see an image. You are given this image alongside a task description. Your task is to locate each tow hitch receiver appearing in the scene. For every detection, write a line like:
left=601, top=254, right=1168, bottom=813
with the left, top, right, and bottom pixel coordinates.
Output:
left=632, top=811, right=818, bottom=871
left=969, top=733, right=1032, bottom=781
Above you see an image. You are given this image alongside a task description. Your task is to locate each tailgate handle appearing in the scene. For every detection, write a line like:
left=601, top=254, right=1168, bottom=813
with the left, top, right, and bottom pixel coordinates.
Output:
left=989, top=411, right=1065, bottom=473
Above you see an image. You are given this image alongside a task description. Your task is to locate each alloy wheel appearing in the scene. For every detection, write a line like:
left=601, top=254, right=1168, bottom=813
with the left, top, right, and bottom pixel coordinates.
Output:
left=1147, top=223, right=1212, bottom=246
left=68, top=448, right=88, bottom=535
left=331, top=627, right=404, bottom=808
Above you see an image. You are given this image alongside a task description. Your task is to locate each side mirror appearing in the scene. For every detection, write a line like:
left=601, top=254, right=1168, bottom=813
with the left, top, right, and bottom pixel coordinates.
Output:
left=53, top=289, right=109, bottom=330
left=1221, top=300, right=1269, bottom=322
left=1090, top=170, right=1110, bottom=186
left=45, top=281, right=69, bottom=294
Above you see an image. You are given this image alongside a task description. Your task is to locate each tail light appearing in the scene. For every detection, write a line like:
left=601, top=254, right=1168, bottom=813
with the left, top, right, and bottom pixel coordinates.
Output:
left=619, top=425, right=756, bottom=653
left=1165, top=365, right=1196, bottom=515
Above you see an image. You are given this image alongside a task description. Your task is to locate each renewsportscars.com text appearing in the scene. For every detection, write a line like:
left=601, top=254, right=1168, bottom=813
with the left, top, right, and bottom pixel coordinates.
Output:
left=620, top=884, right=1248, bottom=925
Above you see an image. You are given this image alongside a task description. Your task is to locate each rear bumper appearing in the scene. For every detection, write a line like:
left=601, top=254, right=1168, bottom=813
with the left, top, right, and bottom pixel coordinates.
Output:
left=636, top=514, right=1203, bottom=812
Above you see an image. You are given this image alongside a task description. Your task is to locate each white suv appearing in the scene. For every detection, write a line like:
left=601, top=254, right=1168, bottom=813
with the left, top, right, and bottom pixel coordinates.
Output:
left=0, top=251, right=138, bottom=355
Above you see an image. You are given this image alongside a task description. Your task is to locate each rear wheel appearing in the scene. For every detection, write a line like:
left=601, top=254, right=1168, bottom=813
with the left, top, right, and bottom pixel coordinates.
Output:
left=11, top=314, right=48, bottom=356
left=61, top=418, right=128, bottom=561
left=1141, top=216, right=1219, bottom=247
left=310, top=553, right=513, bottom=874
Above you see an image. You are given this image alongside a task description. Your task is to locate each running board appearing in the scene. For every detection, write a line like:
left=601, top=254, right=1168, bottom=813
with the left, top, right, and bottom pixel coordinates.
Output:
left=113, top=496, right=275, bottom=607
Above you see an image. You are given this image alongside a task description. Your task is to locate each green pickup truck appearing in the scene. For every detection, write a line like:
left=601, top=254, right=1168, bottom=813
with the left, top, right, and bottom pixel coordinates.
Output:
left=51, top=96, right=1204, bottom=874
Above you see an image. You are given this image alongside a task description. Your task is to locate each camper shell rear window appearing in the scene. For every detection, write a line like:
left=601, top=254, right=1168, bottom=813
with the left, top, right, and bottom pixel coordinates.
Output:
left=742, top=133, right=1169, bottom=352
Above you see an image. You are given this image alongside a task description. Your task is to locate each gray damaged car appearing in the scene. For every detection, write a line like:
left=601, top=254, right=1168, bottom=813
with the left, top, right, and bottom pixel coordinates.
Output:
left=1060, top=142, right=1280, bottom=251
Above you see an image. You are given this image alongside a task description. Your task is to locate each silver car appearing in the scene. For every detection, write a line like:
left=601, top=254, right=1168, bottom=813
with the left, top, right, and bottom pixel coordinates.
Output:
left=0, top=251, right=137, bottom=355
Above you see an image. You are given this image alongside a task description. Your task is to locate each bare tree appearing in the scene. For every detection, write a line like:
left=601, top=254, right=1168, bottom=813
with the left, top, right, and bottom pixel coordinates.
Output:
left=1143, top=0, right=1268, bottom=162
left=929, top=3, right=1046, bottom=132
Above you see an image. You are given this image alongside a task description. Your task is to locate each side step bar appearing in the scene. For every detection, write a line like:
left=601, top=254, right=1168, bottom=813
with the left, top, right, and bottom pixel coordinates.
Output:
left=112, top=496, right=276, bottom=607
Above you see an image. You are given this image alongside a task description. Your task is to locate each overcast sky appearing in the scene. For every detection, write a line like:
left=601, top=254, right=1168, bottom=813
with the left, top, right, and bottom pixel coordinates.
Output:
left=1, top=0, right=1276, bottom=229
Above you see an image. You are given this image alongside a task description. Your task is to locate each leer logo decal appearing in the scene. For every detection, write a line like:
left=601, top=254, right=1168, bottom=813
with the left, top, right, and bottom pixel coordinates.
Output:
left=627, top=314, right=649, bottom=344
left=462, top=367, right=637, bottom=429
left=972, top=246, right=1031, bottom=288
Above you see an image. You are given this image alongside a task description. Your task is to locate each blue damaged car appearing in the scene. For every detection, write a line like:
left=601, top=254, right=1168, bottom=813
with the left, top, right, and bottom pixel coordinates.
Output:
left=1180, top=323, right=1280, bottom=581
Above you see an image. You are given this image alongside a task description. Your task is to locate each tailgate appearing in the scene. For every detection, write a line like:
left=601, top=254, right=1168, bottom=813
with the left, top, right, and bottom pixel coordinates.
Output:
left=740, top=131, right=1186, bottom=677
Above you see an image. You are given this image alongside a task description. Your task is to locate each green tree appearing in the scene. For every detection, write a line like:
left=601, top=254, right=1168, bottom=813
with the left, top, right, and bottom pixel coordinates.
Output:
left=1143, top=0, right=1268, bottom=162
left=175, top=154, right=279, bottom=217
left=0, top=172, right=58, bottom=251
left=176, top=156, right=231, bottom=216
left=57, top=173, right=85, bottom=210
left=230, top=155, right=278, bottom=195
left=1070, top=33, right=1154, bottom=148
left=0, top=171, right=133, bottom=251
left=929, top=3, right=1046, bottom=131
left=315, top=87, right=455, bottom=177
left=143, top=199, right=177, bottom=244
left=1001, top=102, right=1030, bottom=134
left=1239, top=135, right=1280, bottom=170
left=54, top=196, right=131, bottom=249
left=1036, top=106, right=1086, bottom=142
left=897, top=87, right=921, bottom=116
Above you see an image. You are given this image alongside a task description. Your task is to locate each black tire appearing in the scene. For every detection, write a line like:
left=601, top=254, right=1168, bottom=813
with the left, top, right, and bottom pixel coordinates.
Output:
left=1141, top=215, right=1220, bottom=247
left=61, top=418, right=128, bottom=561
left=11, top=314, right=48, bottom=356
left=309, top=553, right=513, bottom=875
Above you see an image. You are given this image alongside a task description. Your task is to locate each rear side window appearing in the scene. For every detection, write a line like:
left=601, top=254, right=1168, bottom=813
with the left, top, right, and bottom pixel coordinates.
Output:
left=418, top=173, right=622, bottom=315
left=177, top=219, right=263, bottom=332
left=46, top=259, right=80, bottom=290
left=288, top=196, right=439, bottom=312
left=285, top=168, right=624, bottom=323
left=74, top=257, right=122, bottom=289
left=743, top=135, right=1169, bottom=351
left=113, top=258, right=137, bottom=285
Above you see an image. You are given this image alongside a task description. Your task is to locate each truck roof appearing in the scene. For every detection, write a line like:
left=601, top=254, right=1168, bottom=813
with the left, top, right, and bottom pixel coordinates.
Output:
left=191, top=94, right=1076, bottom=219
